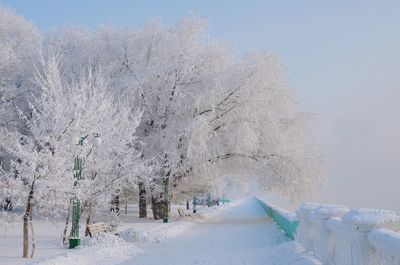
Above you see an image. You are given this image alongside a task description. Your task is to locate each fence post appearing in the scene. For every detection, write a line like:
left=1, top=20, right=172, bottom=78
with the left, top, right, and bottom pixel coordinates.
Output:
left=296, top=203, right=321, bottom=251
left=307, top=205, right=348, bottom=264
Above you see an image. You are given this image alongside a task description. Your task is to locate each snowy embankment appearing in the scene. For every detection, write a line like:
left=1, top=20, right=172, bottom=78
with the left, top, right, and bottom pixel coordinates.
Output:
left=29, top=203, right=233, bottom=265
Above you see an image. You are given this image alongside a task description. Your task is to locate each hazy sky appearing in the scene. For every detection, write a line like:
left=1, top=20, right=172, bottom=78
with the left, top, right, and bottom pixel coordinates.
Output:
left=2, top=0, right=400, bottom=212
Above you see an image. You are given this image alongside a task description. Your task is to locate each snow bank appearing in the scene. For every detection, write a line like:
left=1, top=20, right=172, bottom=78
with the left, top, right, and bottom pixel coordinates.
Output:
left=119, top=221, right=195, bottom=243
left=32, top=234, right=142, bottom=265
left=119, top=204, right=232, bottom=243
left=32, top=204, right=232, bottom=265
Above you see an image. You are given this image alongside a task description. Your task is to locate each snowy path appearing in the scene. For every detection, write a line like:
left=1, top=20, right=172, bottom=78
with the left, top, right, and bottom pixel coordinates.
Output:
left=118, top=198, right=320, bottom=265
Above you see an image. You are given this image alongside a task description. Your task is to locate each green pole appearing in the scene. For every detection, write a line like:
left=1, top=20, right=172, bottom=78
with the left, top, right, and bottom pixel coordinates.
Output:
left=69, top=136, right=86, bottom=249
left=207, top=193, right=211, bottom=207
left=163, top=176, right=169, bottom=223
left=69, top=197, right=80, bottom=248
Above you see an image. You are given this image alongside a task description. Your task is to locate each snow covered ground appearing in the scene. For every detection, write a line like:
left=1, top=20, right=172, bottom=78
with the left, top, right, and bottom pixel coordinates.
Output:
left=0, top=202, right=233, bottom=265
left=117, top=198, right=320, bottom=265
left=1, top=199, right=320, bottom=265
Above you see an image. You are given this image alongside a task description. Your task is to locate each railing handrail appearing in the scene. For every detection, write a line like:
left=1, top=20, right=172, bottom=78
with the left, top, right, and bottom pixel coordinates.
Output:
left=255, top=197, right=299, bottom=240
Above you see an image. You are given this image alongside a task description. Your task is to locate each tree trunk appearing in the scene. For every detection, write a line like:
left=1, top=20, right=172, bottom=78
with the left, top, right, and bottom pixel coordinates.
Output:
left=62, top=210, right=70, bottom=245
left=151, top=194, right=173, bottom=220
left=29, top=213, right=35, bottom=258
left=151, top=196, right=163, bottom=220
left=4, top=197, right=13, bottom=211
left=150, top=181, right=162, bottom=220
left=139, top=182, right=147, bottom=218
left=84, top=214, right=91, bottom=237
left=23, top=181, right=34, bottom=258
left=150, top=178, right=172, bottom=220
left=111, top=193, right=120, bottom=216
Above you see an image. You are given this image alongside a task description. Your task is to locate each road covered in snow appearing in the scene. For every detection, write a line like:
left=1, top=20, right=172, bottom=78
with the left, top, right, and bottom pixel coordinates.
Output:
left=118, top=198, right=320, bottom=265
left=28, top=198, right=320, bottom=265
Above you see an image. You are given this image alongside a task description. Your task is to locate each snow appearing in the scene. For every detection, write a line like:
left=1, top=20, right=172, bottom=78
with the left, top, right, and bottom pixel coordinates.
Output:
left=368, top=228, right=400, bottom=258
left=303, top=205, right=348, bottom=264
left=0, top=214, right=67, bottom=265
left=308, top=204, right=349, bottom=220
left=342, top=208, right=400, bottom=231
left=325, top=217, right=353, bottom=265
left=4, top=198, right=321, bottom=265
left=298, top=206, right=400, bottom=265
left=296, top=203, right=321, bottom=251
left=117, top=204, right=227, bottom=243
left=296, top=203, right=321, bottom=216
left=31, top=234, right=142, bottom=265
left=118, top=221, right=195, bottom=244
left=117, top=198, right=320, bottom=265
left=326, top=217, right=350, bottom=235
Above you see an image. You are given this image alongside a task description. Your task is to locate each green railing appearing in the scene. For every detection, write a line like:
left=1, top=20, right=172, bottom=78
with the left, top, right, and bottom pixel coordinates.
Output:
left=255, top=197, right=299, bottom=240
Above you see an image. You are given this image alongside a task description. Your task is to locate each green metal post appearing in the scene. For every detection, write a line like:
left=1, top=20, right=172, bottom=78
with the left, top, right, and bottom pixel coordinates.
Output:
left=193, top=196, right=197, bottom=213
left=163, top=176, right=169, bottom=223
left=69, top=197, right=81, bottom=248
left=69, top=136, right=86, bottom=249
left=207, top=193, right=211, bottom=207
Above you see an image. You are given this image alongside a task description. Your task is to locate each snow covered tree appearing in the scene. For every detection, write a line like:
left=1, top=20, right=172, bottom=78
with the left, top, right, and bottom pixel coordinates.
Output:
left=0, top=7, right=42, bottom=190
left=0, top=53, right=142, bottom=257
left=0, top=7, right=41, bottom=128
left=121, top=18, right=231, bottom=219
left=44, top=16, right=325, bottom=213
left=190, top=53, right=325, bottom=199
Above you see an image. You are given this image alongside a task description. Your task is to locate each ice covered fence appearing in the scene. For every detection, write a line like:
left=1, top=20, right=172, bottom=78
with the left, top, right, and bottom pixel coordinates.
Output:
left=256, top=198, right=400, bottom=265
left=369, top=228, right=400, bottom=263
left=298, top=204, right=400, bottom=265
left=255, top=198, right=299, bottom=240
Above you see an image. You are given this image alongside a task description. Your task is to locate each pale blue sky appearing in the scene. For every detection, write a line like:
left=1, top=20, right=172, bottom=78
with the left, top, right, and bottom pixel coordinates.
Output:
left=2, top=0, right=400, bottom=211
